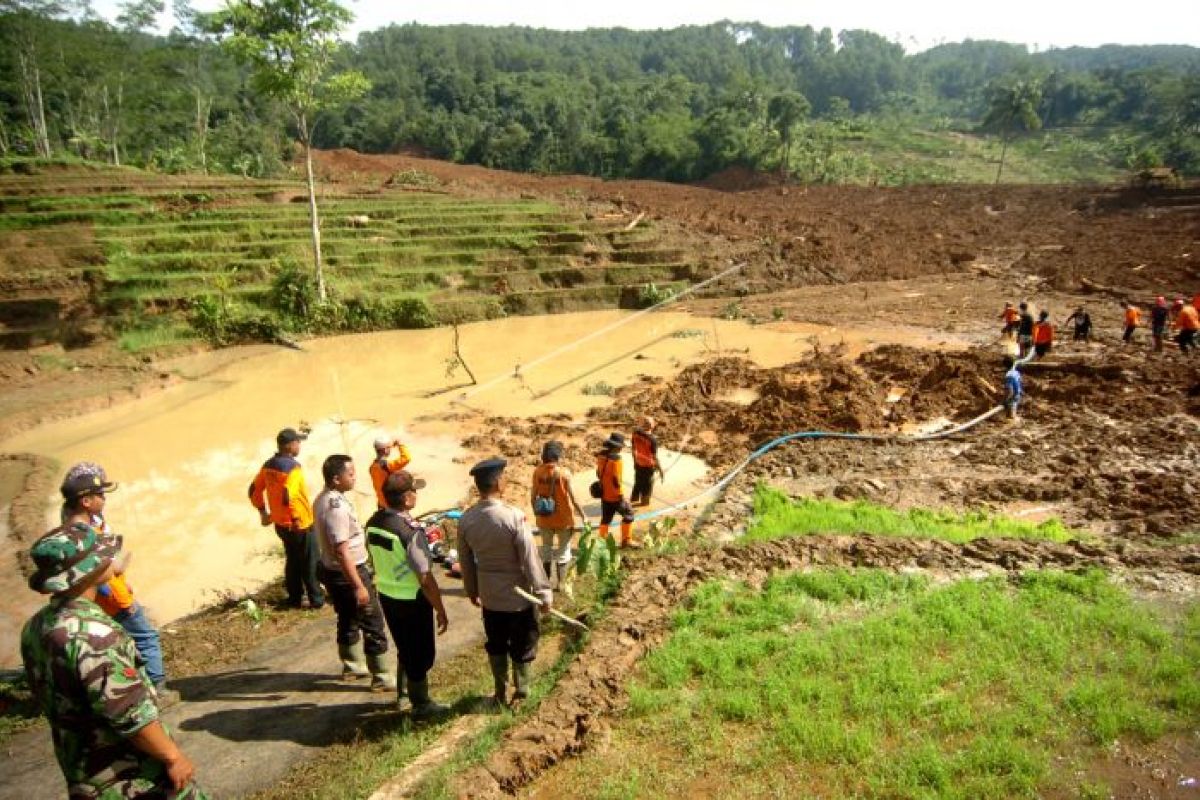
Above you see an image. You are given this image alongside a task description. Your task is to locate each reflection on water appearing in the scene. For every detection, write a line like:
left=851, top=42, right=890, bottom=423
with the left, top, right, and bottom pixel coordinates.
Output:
left=0, top=309, right=970, bottom=666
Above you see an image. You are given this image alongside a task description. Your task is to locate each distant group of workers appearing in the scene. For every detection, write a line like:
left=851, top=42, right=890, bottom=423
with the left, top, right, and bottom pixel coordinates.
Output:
left=19, top=408, right=666, bottom=799
left=1000, top=292, right=1200, bottom=359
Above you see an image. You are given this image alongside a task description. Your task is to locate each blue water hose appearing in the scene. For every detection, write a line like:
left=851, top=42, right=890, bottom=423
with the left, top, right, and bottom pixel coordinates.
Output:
left=635, top=405, right=1006, bottom=522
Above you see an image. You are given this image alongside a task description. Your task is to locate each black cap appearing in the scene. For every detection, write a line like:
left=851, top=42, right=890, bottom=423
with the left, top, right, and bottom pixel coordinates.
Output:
left=470, top=457, right=507, bottom=476
left=276, top=427, right=307, bottom=447
left=61, top=472, right=118, bottom=501
left=541, top=441, right=564, bottom=462
left=602, top=432, right=626, bottom=450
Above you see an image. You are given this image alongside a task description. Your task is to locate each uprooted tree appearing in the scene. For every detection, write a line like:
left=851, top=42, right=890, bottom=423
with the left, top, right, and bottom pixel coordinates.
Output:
left=209, top=0, right=369, bottom=303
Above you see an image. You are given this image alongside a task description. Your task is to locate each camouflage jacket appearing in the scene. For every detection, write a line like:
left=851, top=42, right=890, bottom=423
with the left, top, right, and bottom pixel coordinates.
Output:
left=21, top=596, right=169, bottom=799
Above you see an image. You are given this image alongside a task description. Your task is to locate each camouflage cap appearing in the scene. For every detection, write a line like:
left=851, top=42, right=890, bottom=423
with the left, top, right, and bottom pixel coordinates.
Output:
left=28, top=522, right=122, bottom=595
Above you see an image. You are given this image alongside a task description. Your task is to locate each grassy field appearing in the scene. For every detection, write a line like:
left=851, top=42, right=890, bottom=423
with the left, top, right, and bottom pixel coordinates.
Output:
left=746, top=485, right=1078, bottom=543
left=539, top=568, right=1198, bottom=800
left=791, top=120, right=1125, bottom=186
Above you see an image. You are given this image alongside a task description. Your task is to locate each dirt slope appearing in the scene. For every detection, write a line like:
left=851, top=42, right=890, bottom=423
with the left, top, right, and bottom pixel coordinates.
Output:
left=314, top=149, right=1200, bottom=296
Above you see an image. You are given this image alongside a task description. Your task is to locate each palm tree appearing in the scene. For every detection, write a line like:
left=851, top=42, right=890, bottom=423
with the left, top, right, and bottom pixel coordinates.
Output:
left=768, top=91, right=811, bottom=179
left=982, top=78, right=1043, bottom=185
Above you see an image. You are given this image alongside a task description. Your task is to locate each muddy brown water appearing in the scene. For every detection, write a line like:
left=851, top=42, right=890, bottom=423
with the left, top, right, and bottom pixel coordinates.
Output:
left=0, top=310, right=973, bottom=667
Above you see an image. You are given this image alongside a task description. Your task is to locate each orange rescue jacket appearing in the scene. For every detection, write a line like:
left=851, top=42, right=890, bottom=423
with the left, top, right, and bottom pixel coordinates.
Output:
left=369, top=446, right=412, bottom=507
left=595, top=455, right=624, bottom=503
left=1124, top=308, right=1140, bottom=327
left=249, top=454, right=314, bottom=530
left=1033, top=321, right=1053, bottom=345
left=1178, top=305, right=1200, bottom=331
left=632, top=430, right=658, bottom=469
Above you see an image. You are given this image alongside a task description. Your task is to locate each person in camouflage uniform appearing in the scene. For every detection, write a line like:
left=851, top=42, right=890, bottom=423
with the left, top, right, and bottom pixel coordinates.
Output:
left=21, top=522, right=205, bottom=799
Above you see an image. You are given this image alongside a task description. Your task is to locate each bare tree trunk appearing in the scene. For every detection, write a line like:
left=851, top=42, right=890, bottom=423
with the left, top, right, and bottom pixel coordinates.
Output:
left=0, top=116, right=9, bottom=156
left=994, top=134, right=1010, bottom=186
left=194, top=92, right=211, bottom=174
left=452, top=323, right=477, bottom=385
left=110, top=82, right=122, bottom=167
left=300, top=115, right=326, bottom=303
left=17, top=49, right=52, bottom=158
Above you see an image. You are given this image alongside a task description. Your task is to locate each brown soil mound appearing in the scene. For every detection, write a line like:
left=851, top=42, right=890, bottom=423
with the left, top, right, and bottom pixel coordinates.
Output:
left=457, top=534, right=1200, bottom=797
left=313, top=150, right=1200, bottom=296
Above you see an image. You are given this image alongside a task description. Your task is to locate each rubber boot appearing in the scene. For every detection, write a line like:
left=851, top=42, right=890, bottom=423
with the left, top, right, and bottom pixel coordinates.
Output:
left=408, top=679, right=449, bottom=719
left=339, top=641, right=369, bottom=680
left=619, top=521, right=633, bottom=548
left=512, top=661, right=531, bottom=700
left=488, top=654, right=508, bottom=706
left=557, top=560, right=574, bottom=600
left=367, top=652, right=397, bottom=693
left=542, top=561, right=554, bottom=589
left=396, top=669, right=407, bottom=700
left=597, top=524, right=609, bottom=539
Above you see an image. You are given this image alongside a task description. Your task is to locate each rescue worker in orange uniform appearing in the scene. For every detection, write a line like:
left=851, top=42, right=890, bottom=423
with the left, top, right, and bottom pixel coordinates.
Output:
left=999, top=302, right=1020, bottom=337
left=530, top=441, right=586, bottom=591
left=1175, top=302, right=1199, bottom=354
left=249, top=427, right=324, bottom=609
left=369, top=435, right=412, bottom=509
left=630, top=417, right=664, bottom=508
left=1033, top=310, right=1054, bottom=358
left=1122, top=304, right=1141, bottom=344
left=595, top=433, right=635, bottom=547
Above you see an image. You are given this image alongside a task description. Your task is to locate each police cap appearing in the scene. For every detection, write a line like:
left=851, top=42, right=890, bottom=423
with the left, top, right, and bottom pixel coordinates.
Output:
left=469, top=457, right=507, bottom=481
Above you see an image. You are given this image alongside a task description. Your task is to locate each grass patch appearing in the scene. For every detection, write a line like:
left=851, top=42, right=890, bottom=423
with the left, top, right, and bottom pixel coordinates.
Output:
left=551, top=569, right=1199, bottom=799
left=0, top=672, right=40, bottom=745
left=746, top=484, right=1076, bottom=543
left=117, top=320, right=200, bottom=353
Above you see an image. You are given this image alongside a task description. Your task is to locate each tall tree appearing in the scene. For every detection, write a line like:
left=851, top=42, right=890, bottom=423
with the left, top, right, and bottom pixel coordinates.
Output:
left=210, top=0, right=369, bottom=303
left=982, top=77, right=1043, bottom=184
left=0, top=0, right=89, bottom=156
left=767, top=90, right=810, bottom=178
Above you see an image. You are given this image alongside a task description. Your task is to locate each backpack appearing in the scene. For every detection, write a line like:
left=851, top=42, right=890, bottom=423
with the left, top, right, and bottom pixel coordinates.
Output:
left=533, top=467, right=560, bottom=516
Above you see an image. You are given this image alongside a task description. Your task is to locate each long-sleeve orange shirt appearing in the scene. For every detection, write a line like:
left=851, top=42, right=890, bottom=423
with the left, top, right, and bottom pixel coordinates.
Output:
left=1124, top=308, right=1140, bottom=327
left=249, top=454, right=314, bottom=530
left=595, top=455, right=624, bottom=503
left=1033, top=321, right=1054, bottom=345
left=369, top=446, right=412, bottom=508
left=1177, top=305, right=1199, bottom=331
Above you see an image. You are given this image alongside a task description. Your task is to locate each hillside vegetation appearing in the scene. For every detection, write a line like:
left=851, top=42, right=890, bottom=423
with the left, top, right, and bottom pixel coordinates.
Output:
left=1, top=10, right=1196, bottom=183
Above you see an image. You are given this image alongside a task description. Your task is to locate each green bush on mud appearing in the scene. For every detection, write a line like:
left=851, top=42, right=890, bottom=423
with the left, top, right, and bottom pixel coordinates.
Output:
left=618, top=569, right=1200, bottom=799
left=746, top=484, right=1075, bottom=543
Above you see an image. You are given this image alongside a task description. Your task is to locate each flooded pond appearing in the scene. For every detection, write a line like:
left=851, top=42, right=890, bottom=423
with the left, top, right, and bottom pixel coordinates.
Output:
left=0, top=309, right=971, bottom=665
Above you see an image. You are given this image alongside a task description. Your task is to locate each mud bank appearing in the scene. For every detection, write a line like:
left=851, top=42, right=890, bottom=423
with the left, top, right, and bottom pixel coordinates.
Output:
left=457, top=534, right=1200, bottom=797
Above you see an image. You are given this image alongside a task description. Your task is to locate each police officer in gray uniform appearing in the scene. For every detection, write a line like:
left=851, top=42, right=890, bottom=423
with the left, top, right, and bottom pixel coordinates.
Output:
left=457, top=457, right=552, bottom=705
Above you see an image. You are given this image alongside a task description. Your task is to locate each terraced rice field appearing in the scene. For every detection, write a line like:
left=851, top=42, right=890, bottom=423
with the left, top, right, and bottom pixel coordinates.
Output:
left=0, top=163, right=698, bottom=349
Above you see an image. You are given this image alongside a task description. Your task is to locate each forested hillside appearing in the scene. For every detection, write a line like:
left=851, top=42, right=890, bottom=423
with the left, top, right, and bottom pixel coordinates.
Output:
left=2, top=4, right=1197, bottom=183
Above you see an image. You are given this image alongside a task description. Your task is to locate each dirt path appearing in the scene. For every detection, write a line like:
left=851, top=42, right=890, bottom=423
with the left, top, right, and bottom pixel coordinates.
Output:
left=457, top=534, right=1200, bottom=797
left=0, top=577, right=483, bottom=800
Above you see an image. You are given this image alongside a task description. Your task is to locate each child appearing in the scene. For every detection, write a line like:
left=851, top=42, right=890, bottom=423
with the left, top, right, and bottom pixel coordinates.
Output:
left=1003, top=356, right=1023, bottom=421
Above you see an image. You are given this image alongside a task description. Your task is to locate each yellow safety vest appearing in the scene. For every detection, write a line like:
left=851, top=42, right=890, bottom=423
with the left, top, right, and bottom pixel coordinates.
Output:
left=366, top=525, right=420, bottom=600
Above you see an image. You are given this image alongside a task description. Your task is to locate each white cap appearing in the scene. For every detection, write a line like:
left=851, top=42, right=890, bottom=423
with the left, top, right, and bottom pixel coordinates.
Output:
left=373, top=436, right=392, bottom=450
